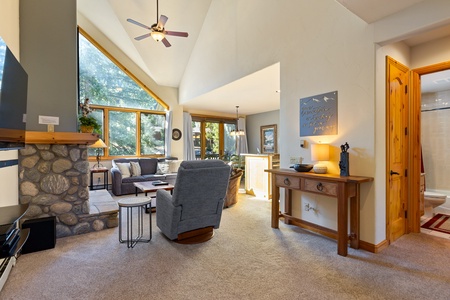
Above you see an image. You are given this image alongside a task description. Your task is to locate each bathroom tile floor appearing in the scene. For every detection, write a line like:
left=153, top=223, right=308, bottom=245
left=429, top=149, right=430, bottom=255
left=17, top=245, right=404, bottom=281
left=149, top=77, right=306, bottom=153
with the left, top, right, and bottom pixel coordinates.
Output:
left=420, top=215, right=450, bottom=239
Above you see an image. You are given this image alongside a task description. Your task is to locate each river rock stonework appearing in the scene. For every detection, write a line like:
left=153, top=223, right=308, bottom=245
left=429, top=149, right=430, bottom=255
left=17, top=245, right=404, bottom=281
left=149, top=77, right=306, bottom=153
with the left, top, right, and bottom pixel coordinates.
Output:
left=19, top=144, right=118, bottom=238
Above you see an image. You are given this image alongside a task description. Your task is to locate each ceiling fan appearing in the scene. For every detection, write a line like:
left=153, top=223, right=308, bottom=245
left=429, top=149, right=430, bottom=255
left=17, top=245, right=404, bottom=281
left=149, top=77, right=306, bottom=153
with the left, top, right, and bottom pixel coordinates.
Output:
left=126, top=0, right=188, bottom=47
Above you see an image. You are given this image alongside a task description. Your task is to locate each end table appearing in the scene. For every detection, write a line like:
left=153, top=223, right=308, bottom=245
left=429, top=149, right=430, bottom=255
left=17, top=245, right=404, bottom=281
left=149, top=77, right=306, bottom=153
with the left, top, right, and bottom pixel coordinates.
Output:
left=90, top=167, right=109, bottom=190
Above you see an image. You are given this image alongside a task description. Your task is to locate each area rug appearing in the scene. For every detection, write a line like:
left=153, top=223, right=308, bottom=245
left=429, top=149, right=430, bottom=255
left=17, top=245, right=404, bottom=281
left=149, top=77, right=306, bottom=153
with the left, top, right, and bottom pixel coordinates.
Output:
left=421, top=213, right=450, bottom=234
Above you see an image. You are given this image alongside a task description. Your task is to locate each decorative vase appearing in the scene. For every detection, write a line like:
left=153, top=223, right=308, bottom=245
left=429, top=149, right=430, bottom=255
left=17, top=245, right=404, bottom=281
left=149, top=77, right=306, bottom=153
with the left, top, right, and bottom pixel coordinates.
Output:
left=339, top=152, right=350, bottom=176
left=80, top=125, right=94, bottom=133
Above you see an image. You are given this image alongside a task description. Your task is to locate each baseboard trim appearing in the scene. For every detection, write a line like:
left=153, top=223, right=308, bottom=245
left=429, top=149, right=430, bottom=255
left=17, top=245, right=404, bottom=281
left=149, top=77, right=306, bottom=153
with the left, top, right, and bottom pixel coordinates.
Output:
left=359, top=239, right=389, bottom=254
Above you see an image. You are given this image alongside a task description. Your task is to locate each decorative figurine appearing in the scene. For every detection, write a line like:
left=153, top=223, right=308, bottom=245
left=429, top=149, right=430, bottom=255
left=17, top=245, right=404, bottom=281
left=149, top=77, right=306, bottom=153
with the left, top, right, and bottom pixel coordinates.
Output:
left=339, top=142, right=350, bottom=176
left=80, top=98, right=92, bottom=117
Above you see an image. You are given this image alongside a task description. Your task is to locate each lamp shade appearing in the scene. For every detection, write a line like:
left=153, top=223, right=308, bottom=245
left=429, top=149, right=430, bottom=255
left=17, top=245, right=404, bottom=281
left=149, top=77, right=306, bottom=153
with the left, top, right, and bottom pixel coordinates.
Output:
left=311, top=144, right=329, bottom=174
left=151, top=31, right=165, bottom=42
left=89, top=138, right=107, bottom=149
left=311, top=144, right=330, bottom=161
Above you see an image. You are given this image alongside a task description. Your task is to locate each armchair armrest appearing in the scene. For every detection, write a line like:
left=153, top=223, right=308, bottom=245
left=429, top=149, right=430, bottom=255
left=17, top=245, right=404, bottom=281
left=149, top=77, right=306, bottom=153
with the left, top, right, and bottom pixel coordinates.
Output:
left=156, top=190, right=182, bottom=240
left=111, top=167, right=123, bottom=195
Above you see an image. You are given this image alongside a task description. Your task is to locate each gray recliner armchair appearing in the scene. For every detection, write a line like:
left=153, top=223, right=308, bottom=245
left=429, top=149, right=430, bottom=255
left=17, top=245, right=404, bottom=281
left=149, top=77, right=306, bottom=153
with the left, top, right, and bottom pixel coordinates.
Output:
left=156, top=160, right=231, bottom=243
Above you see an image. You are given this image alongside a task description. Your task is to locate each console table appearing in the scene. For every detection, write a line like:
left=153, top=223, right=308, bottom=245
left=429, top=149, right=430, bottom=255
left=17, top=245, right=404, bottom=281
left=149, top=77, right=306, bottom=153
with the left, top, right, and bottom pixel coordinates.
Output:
left=265, top=169, right=373, bottom=256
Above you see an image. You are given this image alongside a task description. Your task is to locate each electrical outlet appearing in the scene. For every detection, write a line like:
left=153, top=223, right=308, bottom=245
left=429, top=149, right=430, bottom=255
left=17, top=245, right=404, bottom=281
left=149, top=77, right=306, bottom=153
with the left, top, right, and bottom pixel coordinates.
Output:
left=290, top=157, right=300, bottom=164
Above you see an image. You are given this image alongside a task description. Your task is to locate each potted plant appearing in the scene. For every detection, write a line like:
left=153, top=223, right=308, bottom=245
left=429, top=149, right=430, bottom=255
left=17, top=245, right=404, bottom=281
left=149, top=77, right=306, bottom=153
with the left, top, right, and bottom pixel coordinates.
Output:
left=79, top=98, right=100, bottom=133
left=79, top=115, right=101, bottom=133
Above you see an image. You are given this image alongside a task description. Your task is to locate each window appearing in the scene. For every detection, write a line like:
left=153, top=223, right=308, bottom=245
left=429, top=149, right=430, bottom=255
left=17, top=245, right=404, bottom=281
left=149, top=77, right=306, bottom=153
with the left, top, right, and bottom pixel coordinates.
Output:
left=191, top=116, right=237, bottom=161
left=78, top=28, right=168, bottom=158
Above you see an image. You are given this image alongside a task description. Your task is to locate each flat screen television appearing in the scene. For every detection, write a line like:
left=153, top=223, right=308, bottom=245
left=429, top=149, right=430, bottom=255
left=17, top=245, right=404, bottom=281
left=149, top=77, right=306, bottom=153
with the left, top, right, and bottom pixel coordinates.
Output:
left=0, top=36, right=28, bottom=150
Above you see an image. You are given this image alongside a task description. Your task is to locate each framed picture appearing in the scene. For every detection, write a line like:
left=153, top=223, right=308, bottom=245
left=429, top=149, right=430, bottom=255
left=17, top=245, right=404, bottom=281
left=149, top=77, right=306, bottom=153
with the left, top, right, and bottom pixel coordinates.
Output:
left=300, top=90, right=338, bottom=136
left=260, top=124, right=277, bottom=154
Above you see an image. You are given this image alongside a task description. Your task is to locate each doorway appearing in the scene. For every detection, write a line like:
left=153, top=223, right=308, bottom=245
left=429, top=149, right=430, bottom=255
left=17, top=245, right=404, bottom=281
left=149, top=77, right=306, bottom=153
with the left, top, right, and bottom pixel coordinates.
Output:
left=191, top=116, right=237, bottom=160
left=411, top=62, right=450, bottom=233
left=386, top=57, right=450, bottom=243
left=387, top=59, right=450, bottom=244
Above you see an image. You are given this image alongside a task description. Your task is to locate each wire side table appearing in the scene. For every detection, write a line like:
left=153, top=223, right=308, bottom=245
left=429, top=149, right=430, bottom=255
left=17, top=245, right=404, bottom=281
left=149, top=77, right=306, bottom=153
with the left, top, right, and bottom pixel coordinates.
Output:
left=118, top=198, right=152, bottom=248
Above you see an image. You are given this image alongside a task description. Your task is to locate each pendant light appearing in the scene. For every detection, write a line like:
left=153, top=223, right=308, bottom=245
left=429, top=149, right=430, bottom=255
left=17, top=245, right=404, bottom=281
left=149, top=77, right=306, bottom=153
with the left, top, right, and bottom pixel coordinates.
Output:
left=230, top=106, right=245, bottom=136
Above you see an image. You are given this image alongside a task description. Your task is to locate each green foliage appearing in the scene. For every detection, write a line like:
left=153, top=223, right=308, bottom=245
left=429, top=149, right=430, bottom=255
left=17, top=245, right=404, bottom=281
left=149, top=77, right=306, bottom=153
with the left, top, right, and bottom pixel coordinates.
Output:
left=78, top=34, right=164, bottom=111
left=78, top=32, right=167, bottom=156
left=230, top=154, right=244, bottom=170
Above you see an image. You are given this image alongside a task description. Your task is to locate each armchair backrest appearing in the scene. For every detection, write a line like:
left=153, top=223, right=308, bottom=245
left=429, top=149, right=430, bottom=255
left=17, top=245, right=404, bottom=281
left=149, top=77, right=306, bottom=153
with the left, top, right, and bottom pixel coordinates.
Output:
left=172, top=160, right=231, bottom=220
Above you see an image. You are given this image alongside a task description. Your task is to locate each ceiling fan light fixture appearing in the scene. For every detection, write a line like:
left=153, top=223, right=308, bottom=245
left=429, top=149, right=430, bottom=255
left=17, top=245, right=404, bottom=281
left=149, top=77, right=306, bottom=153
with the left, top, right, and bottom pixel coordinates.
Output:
left=151, top=31, right=165, bottom=42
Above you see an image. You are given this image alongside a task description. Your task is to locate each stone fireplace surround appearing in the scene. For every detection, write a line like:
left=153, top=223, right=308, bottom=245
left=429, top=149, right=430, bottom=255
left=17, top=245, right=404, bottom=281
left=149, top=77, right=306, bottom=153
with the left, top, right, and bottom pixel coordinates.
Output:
left=18, top=132, right=118, bottom=238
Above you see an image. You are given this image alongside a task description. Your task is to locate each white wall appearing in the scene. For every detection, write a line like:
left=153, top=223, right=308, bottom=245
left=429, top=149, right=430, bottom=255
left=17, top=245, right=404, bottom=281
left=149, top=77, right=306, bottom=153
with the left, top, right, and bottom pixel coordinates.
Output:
left=0, top=0, right=20, bottom=207
left=421, top=91, right=450, bottom=191
left=180, top=0, right=378, bottom=242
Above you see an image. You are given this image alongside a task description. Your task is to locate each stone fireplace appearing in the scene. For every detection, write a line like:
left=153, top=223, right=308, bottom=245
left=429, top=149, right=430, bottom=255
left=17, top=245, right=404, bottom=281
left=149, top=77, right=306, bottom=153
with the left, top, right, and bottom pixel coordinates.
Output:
left=18, top=132, right=118, bottom=238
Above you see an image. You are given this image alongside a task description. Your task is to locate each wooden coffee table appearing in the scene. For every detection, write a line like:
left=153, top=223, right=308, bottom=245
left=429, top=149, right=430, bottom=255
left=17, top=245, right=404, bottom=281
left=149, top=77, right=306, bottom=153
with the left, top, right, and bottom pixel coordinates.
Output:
left=133, top=182, right=175, bottom=212
left=133, top=181, right=175, bottom=197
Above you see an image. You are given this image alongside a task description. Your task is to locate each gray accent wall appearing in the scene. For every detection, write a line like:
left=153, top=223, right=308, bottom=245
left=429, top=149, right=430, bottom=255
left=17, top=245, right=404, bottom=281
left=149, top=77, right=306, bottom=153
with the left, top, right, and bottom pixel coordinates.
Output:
left=20, top=0, right=78, bottom=131
left=246, top=110, right=279, bottom=154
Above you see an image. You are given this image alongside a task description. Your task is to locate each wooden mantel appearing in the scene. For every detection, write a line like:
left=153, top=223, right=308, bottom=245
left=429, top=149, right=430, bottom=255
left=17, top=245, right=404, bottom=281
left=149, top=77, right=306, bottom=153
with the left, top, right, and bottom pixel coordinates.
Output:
left=25, top=131, right=99, bottom=145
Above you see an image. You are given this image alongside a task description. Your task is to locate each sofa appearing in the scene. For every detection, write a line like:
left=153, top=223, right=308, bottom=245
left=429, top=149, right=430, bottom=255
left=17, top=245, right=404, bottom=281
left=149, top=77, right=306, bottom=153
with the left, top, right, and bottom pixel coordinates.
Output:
left=111, top=158, right=179, bottom=196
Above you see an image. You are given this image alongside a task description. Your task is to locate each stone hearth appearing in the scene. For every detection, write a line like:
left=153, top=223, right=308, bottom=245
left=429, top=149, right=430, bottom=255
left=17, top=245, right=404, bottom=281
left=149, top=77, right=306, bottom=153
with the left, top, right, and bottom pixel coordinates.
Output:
left=18, top=142, right=118, bottom=238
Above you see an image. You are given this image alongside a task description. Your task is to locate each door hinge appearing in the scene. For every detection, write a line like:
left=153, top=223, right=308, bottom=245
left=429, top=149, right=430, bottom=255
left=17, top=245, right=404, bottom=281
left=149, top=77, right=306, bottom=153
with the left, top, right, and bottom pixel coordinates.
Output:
left=405, top=169, right=408, bottom=177
left=405, top=85, right=408, bottom=94
left=405, top=127, right=408, bottom=135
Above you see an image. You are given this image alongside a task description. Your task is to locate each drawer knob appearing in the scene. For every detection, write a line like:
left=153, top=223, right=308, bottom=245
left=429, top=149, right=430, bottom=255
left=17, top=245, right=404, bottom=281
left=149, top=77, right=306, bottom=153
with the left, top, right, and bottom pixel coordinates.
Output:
left=316, top=182, right=324, bottom=191
left=284, top=178, right=291, bottom=186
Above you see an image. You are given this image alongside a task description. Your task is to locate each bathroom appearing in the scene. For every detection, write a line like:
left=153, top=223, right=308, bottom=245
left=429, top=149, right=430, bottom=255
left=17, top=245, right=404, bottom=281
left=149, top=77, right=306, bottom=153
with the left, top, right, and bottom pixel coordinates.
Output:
left=420, top=69, right=450, bottom=223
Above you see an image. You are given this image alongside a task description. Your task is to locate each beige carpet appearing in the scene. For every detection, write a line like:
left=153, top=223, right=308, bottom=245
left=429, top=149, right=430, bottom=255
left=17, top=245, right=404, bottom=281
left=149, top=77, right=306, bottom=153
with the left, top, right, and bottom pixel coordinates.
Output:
left=1, top=193, right=450, bottom=299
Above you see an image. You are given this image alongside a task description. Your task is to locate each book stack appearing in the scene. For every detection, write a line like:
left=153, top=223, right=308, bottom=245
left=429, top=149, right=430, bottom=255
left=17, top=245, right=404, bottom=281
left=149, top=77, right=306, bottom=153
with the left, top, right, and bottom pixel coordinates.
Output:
left=0, top=223, right=20, bottom=258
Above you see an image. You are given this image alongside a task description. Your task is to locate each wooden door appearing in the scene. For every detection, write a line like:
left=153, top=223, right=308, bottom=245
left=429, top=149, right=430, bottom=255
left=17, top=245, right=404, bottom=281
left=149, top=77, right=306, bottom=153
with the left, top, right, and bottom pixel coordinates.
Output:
left=386, top=57, right=409, bottom=243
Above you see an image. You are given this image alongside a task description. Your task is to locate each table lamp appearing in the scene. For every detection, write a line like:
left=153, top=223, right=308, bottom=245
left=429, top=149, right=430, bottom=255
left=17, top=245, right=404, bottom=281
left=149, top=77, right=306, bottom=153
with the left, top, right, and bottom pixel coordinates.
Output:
left=311, top=143, right=330, bottom=174
left=89, top=138, right=107, bottom=169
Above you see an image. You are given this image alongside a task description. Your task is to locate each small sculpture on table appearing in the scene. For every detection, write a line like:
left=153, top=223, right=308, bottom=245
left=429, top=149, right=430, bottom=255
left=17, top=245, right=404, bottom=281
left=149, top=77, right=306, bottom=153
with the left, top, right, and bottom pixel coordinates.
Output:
left=339, top=142, right=350, bottom=176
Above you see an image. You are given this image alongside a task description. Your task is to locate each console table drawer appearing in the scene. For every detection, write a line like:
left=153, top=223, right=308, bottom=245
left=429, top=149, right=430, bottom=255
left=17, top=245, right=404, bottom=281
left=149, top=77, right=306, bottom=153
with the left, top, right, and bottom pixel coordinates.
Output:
left=303, top=179, right=338, bottom=197
left=275, top=175, right=301, bottom=189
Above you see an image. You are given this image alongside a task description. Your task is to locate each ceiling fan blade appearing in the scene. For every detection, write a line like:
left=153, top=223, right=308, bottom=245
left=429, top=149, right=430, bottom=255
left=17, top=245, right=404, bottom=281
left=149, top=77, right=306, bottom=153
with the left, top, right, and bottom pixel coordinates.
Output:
left=165, top=31, right=189, bottom=38
left=156, top=15, right=168, bottom=30
left=162, top=38, right=171, bottom=47
left=134, top=33, right=151, bottom=41
left=127, top=18, right=152, bottom=30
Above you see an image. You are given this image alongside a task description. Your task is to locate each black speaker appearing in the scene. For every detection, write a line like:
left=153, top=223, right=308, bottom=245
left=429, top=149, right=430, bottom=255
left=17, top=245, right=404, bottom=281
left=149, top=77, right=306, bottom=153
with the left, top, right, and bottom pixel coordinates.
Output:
left=21, top=216, right=56, bottom=254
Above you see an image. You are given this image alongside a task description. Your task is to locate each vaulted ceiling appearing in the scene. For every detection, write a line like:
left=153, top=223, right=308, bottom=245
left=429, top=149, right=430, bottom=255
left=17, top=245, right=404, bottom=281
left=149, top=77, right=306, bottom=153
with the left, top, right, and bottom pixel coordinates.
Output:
left=77, top=0, right=450, bottom=115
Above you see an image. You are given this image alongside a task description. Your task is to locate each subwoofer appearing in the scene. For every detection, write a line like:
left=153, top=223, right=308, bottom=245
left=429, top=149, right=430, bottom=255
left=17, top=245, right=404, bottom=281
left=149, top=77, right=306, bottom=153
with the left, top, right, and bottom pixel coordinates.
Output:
left=21, top=216, right=56, bottom=254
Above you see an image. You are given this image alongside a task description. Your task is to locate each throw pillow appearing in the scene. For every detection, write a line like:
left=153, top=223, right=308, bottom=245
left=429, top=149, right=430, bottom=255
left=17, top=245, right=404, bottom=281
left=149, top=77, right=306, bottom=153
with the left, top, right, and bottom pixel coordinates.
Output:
left=116, top=162, right=131, bottom=178
left=156, top=162, right=169, bottom=175
left=168, top=160, right=182, bottom=173
left=130, top=161, right=141, bottom=177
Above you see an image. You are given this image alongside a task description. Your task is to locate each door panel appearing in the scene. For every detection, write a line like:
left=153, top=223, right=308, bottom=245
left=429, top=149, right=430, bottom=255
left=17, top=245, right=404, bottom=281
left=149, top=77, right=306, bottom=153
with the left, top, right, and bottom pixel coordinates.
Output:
left=387, top=57, right=409, bottom=243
